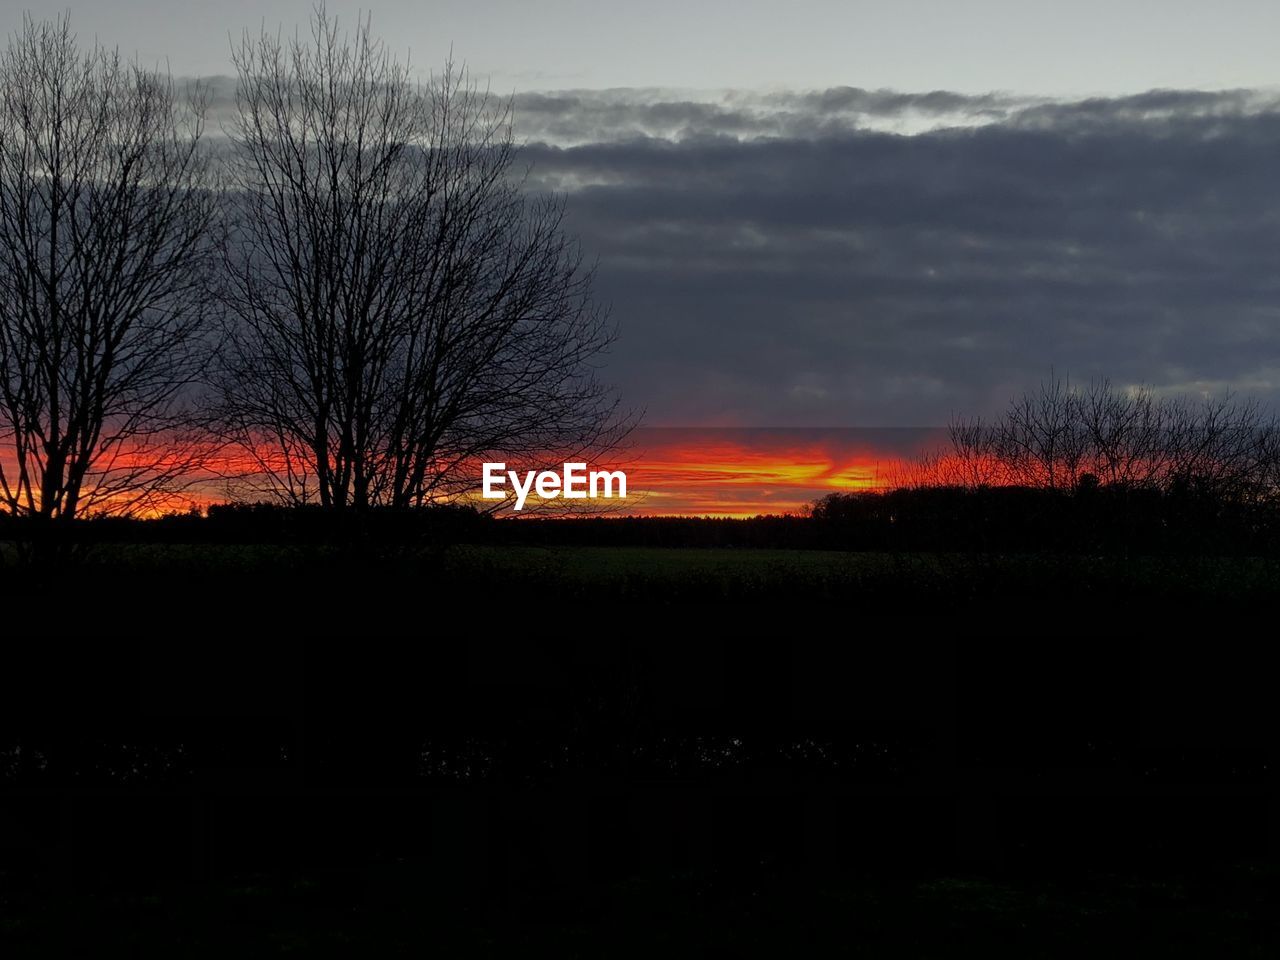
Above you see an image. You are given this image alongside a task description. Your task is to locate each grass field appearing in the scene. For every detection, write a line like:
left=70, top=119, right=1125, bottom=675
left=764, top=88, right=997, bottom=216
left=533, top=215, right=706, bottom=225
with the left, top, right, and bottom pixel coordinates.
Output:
left=54, top=538, right=1269, bottom=583
left=3, top=539, right=1277, bottom=954
left=6, top=859, right=1278, bottom=957
left=5, top=540, right=1279, bottom=619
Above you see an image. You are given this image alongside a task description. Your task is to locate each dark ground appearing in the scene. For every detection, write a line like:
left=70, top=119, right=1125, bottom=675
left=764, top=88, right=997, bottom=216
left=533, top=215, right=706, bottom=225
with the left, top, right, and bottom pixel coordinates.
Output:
left=1, top=541, right=1277, bottom=955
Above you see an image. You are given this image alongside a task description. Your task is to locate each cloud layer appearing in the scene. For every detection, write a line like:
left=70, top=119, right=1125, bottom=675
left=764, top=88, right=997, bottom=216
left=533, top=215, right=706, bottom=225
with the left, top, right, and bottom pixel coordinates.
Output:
left=196, top=81, right=1280, bottom=425
left=507, top=86, right=1280, bottom=425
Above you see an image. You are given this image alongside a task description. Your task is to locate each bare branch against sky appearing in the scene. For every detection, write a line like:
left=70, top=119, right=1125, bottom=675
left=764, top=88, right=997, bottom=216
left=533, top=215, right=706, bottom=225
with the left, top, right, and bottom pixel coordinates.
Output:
left=0, top=14, right=217, bottom=524
left=210, top=7, right=629, bottom=511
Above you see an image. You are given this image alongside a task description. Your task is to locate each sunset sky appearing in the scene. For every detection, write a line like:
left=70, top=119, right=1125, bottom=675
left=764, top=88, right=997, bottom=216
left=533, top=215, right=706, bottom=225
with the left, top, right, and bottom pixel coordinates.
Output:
left=616, top=428, right=941, bottom=516
left=7, top=2, right=1280, bottom=515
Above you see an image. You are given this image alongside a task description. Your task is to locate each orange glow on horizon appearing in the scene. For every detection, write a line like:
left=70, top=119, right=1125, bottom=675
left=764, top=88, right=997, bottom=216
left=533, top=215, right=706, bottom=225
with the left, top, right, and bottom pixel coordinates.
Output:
left=620, top=434, right=894, bottom=517
left=2, top=429, right=945, bottom=519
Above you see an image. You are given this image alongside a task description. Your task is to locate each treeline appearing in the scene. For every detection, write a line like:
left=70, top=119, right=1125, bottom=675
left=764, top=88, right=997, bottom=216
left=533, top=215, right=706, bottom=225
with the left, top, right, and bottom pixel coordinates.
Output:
left=809, top=483, right=1280, bottom=554
left=0, top=505, right=820, bottom=549
left=6, top=486, right=1280, bottom=554
left=898, top=374, right=1280, bottom=497
left=0, top=502, right=490, bottom=546
left=804, top=374, right=1280, bottom=555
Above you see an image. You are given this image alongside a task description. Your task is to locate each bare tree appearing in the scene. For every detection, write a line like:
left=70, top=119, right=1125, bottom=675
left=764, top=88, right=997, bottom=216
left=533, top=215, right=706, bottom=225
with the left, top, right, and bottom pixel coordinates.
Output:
left=0, top=15, right=216, bottom=530
left=1077, top=378, right=1164, bottom=487
left=945, top=415, right=1001, bottom=487
left=1160, top=392, right=1277, bottom=500
left=914, top=372, right=1280, bottom=501
left=214, top=8, right=628, bottom=512
left=993, top=372, right=1088, bottom=489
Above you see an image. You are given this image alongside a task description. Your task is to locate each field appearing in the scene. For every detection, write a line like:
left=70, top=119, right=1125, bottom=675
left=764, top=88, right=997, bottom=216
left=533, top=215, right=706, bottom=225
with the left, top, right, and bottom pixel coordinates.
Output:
left=3, top=539, right=1279, bottom=955
left=6, top=859, right=1277, bottom=957
left=7, top=540, right=1280, bottom=618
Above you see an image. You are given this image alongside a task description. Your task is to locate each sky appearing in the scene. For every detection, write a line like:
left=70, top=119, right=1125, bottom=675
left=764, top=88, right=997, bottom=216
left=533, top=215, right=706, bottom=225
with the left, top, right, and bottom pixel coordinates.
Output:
left=6, top=1, right=1280, bottom=94
left=8, top=3, right=1280, bottom=511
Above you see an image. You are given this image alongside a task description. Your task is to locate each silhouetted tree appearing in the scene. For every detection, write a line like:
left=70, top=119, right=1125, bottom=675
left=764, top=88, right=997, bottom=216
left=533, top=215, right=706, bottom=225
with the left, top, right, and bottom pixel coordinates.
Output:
left=1077, top=378, right=1164, bottom=486
left=923, top=373, right=1280, bottom=501
left=0, top=15, right=216, bottom=531
left=213, top=7, right=627, bottom=511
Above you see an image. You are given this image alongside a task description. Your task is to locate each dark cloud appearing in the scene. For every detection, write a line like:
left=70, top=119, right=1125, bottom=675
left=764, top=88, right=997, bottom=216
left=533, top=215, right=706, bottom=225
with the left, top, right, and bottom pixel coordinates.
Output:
left=190, top=78, right=1280, bottom=424
left=509, top=90, right=1280, bottom=425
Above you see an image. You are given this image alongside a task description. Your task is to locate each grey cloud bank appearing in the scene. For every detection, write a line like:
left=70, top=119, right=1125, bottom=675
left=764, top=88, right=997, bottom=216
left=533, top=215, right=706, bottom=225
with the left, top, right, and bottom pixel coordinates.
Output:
left=198, top=81, right=1280, bottom=425
left=516, top=86, right=1280, bottom=425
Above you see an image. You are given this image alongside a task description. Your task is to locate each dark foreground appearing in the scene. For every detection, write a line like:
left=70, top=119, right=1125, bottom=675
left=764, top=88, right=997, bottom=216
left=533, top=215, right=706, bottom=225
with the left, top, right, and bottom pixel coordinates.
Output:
left=5, top=860, right=1276, bottom=957
left=2, top=544, right=1278, bottom=955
